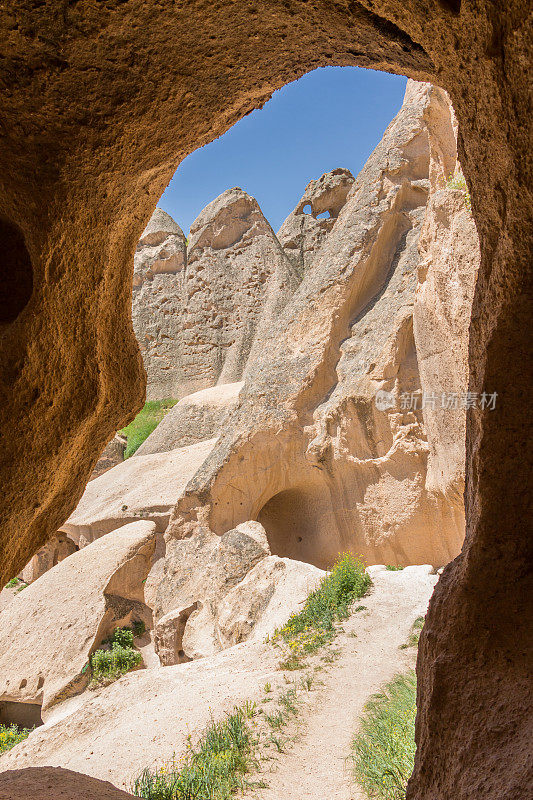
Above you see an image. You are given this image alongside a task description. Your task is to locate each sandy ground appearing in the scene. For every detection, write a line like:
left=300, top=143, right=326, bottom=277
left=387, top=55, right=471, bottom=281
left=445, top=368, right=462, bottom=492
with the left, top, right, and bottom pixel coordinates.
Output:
left=254, top=565, right=437, bottom=800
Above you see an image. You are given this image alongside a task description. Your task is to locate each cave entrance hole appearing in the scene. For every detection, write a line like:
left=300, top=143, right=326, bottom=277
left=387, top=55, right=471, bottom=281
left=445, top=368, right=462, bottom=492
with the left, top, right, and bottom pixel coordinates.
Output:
left=0, top=700, right=43, bottom=729
left=0, top=218, right=33, bottom=324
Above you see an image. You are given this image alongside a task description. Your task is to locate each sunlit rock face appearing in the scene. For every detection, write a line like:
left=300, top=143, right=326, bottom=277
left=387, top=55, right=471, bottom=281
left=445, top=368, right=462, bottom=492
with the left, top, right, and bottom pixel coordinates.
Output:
left=164, top=81, right=477, bottom=572
left=0, top=3, right=530, bottom=798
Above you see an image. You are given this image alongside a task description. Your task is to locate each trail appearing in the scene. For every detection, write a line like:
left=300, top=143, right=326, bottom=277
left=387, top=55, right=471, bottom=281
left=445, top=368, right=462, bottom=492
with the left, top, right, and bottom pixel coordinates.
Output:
left=256, top=565, right=437, bottom=800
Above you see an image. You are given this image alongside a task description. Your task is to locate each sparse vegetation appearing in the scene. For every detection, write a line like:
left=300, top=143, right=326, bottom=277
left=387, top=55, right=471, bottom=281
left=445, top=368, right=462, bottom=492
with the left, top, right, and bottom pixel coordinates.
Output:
left=273, top=553, right=371, bottom=663
left=399, top=616, right=424, bottom=650
left=133, top=620, right=147, bottom=638
left=5, top=577, right=20, bottom=588
left=385, top=565, right=403, bottom=571
left=445, top=171, right=472, bottom=211
left=120, top=399, right=178, bottom=458
left=0, top=723, right=31, bottom=754
left=352, top=671, right=417, bottom=800
left=132, top=703, right=258, bottom=799
left=90, top=626, right=142, bottom=687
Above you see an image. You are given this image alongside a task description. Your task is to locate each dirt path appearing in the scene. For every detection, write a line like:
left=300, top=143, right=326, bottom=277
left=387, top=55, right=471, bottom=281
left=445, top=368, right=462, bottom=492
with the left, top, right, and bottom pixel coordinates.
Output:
left=255, top=565, right=437, bottom=800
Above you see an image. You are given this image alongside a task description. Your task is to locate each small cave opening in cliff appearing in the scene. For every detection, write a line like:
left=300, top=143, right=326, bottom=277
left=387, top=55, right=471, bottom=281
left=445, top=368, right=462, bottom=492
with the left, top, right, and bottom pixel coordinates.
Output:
left=0, top=700, right=43, bottom=729
left=0, top=217, right=33, bottom=323
left=257, top=484, right=341, bottom=570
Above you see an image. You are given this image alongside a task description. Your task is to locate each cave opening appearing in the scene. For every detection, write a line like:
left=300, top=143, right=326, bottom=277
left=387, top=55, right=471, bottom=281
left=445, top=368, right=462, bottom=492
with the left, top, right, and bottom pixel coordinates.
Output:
left=0, top=217, right=33, bottom=324
left=0, top=700, right=43, bottom=729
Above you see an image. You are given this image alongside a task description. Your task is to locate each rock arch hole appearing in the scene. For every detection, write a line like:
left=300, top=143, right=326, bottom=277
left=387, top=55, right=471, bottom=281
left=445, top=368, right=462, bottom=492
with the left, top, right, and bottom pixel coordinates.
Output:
left=0, top=700, right=43, bottom=729
left=302, top=203, right=312, bottom=215
left=0, top=217, right=33, bottom=323
left=257, top=484, right=341, bottom=569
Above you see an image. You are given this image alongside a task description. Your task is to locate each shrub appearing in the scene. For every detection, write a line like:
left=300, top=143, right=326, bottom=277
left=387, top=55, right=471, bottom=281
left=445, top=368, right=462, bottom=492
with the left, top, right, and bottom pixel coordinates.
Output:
left=120, top=399, right=177, bottom=458
left=131, top=705, right=256, bottom=799
left=133, top=620, right=147, bottom=638
left=385, top=565, right=403, bottom=571
left=90, top=627, right=142, bottom=686
left=0, top=723, right=31, bottom=754
left=273, top=553, right=371, bottom=658
left=5, top=577, right=20, bottom=588
left=352, top=671, right=417, bottom=800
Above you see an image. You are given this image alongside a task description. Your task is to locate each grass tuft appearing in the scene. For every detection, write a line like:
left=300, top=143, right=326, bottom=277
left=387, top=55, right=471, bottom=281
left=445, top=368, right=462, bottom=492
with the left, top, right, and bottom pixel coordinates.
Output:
left=0, top=724, right=32, bottom=754
left=385, top=565, right=403, bottom=571
left=131, top=705, right=257, bottom=799
left=90, top=627, right=142, bottom=687
left=399, top=617, right=424, bottom=650
left=352, top=671, right=417, bottom=800
left=120, top=399, right=177, bottom=458
left=273, top=553, right=371, bottom=660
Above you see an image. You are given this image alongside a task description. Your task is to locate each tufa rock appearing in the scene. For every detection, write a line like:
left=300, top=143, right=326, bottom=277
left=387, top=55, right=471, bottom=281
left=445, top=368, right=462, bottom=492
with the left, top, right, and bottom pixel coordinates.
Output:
left=135, top=382, right=243, bottom=455
left=0, top=522, right=155, bottom=718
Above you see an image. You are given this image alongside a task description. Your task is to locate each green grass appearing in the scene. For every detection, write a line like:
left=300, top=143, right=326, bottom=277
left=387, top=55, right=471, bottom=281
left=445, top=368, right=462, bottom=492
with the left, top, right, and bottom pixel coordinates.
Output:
left=352, top=672, right=417, bottom=800
left=120, top=399, right=177, bottom=458
left=131, top=704, right=257, bottom=799
left=399, top=617, right=424, bottom=650
left=5, top=577, right=20, bottom=588
left=273, top=553, right=371, bottom=659
left=0, top=723, right=31, bottom=754
left=90, top=627, right=142, bottom=686
left=385, top=565, right=403, bottom=571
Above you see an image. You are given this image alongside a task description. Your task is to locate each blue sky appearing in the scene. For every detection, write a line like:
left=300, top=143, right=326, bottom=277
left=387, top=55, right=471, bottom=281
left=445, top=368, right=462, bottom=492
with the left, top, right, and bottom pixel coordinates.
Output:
left=159, top=66, right=407, bottom=235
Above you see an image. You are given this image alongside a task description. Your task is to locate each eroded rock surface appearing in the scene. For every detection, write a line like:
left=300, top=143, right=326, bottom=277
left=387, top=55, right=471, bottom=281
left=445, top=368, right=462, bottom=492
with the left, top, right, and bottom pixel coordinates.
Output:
left=132, top=209, right=187, bottom=400
left=0, top=768, right=137, bottom=800
left=0, top=522, right=155, bottom=718
left=154, top=521, right=271, bottom=661
left=277, top=168, right=355, bottom=273
left=61, top=439, right=216, bottom=545
left=167, top=81, right=475, bottom=572
left=216, top=555, right=325, bottom=648
left=135, top=382, right=243, bottom=455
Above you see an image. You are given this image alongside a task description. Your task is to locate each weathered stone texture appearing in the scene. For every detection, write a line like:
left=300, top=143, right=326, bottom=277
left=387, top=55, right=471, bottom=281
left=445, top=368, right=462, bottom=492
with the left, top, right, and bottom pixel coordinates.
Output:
left=0, top=522, right=155, bottom=718
left=0, top=3, right=531, bottom=799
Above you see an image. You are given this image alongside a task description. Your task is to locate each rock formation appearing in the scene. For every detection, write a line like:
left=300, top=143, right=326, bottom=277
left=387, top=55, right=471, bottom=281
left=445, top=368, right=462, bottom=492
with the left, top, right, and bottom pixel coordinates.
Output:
left=162, top=81, right=476, bottom=573
left=135, top=382, right=242, bottom=455
left=132, top=209, right=187, bottom=400
left=0, top=768, right=138, bottom=800
left=131, top=191, right=299, bottom=401
left=0, top=522, right=155, bottom=720
left=0, top=4, right=530, bottom=799
left=277, top=167, right=355, bottom=273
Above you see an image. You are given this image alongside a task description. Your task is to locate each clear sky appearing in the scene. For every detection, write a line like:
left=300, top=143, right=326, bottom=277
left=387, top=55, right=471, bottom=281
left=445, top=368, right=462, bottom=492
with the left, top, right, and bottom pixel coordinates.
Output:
left=159, top=66, right=408, bottom=235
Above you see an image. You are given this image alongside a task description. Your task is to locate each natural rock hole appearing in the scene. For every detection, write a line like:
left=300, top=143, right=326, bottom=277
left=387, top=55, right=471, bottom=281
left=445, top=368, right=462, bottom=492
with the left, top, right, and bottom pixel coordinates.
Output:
left=0, top=217, right=33, bottom=323
left=0, top=700, right=43, bottom=729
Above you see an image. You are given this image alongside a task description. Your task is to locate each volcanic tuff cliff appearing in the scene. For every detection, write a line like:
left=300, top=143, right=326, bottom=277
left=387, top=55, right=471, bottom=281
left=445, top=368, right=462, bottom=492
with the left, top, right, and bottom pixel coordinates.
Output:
left=12, top=80, right=479, bottom=592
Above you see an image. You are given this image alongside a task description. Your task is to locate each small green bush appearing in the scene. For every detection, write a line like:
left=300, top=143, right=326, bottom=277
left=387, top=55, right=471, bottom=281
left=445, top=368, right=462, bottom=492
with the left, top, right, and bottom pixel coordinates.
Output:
left=120, top=399, right=177, bottom=458
left=0, top=723, right=31, bottom=754
left=132, top=704, right=256, bottom=799
left=352, top=671, right=417, bottom=800
left=273, top=553, right=371, bottom=658
left=5, top=577, right=20, bottom=588
left=385, top=565, right=403, bottom=571
left=90, top=627, right=142, bottom=686
left=133, top=620, right=147, bottom=638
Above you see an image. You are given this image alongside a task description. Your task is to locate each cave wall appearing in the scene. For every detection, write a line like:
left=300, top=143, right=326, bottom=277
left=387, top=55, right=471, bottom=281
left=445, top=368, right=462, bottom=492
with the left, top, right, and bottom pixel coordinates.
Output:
left=0, top=3, right=531, bottom=799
